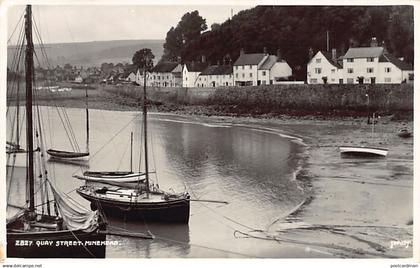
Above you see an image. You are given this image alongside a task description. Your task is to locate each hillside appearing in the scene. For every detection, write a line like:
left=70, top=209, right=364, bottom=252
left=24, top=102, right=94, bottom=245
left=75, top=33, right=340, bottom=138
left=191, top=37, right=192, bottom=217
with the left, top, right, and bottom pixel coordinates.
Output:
left=169, top=6, right=413, bottom=80
left=7, top=39, right=164, bottom=68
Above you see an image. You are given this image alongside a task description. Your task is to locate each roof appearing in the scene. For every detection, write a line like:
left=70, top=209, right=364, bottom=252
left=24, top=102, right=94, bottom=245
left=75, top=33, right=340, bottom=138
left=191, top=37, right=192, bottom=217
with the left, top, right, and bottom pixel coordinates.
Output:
left=343, top=47, right=384, bottom=59
left=151, top=61, right=179, bottom=73
left=233, top=53, right=266, bottom=66
left=185, top=62, right=208, bottom=72
left=379, top=53, right=413, bottom=71
left=259, top=55, right=278, bottom=70
left=319, top=51, right=343, bottom=68
left=200, top=65, right=233, bottom=76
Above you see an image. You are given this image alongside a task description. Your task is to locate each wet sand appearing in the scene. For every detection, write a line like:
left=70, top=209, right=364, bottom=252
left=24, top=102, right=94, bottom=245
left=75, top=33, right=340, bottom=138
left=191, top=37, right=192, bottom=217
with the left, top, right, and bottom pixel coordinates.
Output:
left=20, top=88, right=414, bottom=258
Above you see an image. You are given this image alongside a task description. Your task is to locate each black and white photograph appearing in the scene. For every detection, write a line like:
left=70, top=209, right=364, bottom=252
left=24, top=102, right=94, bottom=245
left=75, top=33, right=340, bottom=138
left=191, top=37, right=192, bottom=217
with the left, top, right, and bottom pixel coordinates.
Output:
left=1, top=0, right=418, bottom=265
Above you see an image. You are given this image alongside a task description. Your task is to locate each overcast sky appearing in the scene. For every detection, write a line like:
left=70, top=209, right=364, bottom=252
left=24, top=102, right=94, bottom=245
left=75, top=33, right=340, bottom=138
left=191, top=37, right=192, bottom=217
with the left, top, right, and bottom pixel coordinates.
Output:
left=7, top=4, right=253, bottom=44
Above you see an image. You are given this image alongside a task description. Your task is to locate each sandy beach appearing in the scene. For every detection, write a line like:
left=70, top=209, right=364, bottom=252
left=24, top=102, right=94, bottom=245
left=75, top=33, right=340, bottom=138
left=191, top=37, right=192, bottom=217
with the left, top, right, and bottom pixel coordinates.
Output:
left=17, top=88, right=414, bottom=258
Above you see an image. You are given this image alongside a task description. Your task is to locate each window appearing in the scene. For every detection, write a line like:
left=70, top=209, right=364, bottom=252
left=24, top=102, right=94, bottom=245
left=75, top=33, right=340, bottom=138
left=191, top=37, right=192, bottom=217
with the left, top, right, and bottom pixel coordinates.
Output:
left=316, top=58, right=321, bottom=63
left=242, top=66, right=245, bottom=70
left=242, top=73, right=245, bottom=78
left=367, top=68, right=374, bottom=73
left=347, top=58, right=354, bottom=63
left=315, top=68, right=322, bottom=74
left=347, top=68, right=354, bottom=74
left=367, top=57, right=374, bottom=62
left=331, top=69, right=335, bottom=73
left=331, top=78, right=335, bottom=82
left=310, top=78, right=317, bottom=84
left=249, top=73, right=253, bottom=78
left=385, top=67, right=391, bottom=73
left=199, top=77, right=201, bottom=81
left=384, top=77, right=391, bottom=83
left=347, top=78, right=354, bottom=84
left=235, top=66, right=238, bottom=70
left=235, top=73, right=238, bottom=78
left=249, top=65, right=252, bottom=69
left=262, top=71, right=266, bottom=76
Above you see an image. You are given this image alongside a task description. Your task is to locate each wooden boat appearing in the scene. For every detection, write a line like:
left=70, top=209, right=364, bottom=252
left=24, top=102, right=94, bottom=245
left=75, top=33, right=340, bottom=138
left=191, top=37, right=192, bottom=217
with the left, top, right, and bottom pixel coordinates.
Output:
left=6, top=6, right=106, bottom=258
left=77, top=62, right=190, bottom=223
left=339, top=146, right=388, bottom=157
left=339, top=113, right=388, bottom=158
left=397, top=128, right=412, bottom=138
left=47, top=149, right=89, bottom=159
left=46, top=78, right=90, bottom=160
left=73, top=172, right=146, bottom=184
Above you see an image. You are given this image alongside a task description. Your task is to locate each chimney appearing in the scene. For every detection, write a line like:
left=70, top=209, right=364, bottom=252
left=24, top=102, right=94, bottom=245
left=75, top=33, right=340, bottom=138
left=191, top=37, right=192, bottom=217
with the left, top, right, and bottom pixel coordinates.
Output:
left=263, top=47, right=267, bottom=55
left=201, top=55, right=206, bottom=63
left=308, top=47, right=314, bottom=61
left=370, top=37, right=378, bottom=47
left=331, top=48, right=337, bottom=62
left=276, top=49, right=282, bottom=61
left=240, top=48, right=244, bottom=55
left=177, top=56, right=182, bottom=64
left=399, top=57, right=405, bottom=61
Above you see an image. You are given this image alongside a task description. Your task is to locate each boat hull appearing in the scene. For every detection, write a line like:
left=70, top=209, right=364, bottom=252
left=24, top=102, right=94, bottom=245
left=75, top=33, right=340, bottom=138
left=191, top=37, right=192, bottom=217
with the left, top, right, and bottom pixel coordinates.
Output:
left=7, top=227, right=106, bottom=258
left=339, top=146, right=388, bottom=157
left=47, top=149, right=89, bottom=159
left=77, top=189, right=190, bottom=223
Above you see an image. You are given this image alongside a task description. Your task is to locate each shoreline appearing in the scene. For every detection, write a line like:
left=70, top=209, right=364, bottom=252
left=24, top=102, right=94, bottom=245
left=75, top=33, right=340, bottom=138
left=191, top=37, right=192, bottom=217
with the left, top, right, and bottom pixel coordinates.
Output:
left=8, top=93, right=413, bottom=258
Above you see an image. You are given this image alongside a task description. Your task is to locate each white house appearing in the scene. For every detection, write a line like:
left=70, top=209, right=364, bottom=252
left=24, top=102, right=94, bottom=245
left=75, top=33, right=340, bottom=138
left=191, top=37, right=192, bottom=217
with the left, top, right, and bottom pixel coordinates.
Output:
left=197, top=65, right=233, bottom=87
left=149, top=61, right=182, bottom=87
left=307, top=49, right=343, bottom=84
left=135, top=68, right=152, bottom=86
left=233, top=49, right=292, bottom=86
left=182, top=61, right=208, bottom=88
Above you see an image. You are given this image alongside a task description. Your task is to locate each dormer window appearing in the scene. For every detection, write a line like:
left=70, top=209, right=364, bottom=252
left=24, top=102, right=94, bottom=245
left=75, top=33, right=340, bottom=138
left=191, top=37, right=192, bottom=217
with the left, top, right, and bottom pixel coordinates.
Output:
left=347, top=58, right=354, bottom=63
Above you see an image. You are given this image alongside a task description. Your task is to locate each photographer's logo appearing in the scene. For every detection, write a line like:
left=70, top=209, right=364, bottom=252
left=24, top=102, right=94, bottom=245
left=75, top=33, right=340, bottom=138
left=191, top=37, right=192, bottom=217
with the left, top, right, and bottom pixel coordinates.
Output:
left=389, top=240, right=411, bottom=249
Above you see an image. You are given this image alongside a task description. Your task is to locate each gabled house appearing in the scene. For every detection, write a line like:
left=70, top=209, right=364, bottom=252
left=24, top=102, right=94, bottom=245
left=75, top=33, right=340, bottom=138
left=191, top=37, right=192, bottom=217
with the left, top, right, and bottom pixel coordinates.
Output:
left=342, top=38, right=413, bottom=84
left=197, top=64, right=233, bottom=87
left=182, top=58, right=208, bottom=88
left=307, top=49, right=343, bottom=84
left=233, top=49, right=292, bottom=86
left=149, top=61, right=183, bottom=87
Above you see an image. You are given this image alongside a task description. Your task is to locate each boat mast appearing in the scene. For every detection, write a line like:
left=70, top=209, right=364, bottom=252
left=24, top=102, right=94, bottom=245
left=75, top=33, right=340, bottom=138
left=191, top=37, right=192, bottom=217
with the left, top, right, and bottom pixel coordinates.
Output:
left=85, top=86, right=89, bottom=153
left=143, top=53, right=150, bottom=194
left=25, top=5, right=35, bottom=212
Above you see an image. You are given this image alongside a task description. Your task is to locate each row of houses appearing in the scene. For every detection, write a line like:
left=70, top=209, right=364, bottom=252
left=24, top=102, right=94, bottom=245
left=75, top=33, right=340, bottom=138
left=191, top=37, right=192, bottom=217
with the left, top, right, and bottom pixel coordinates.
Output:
left=134, top=48, right=294, bottom=88
left=307, top=37, right=414, bottom=84
left=118, top=37, right=414, bottom=88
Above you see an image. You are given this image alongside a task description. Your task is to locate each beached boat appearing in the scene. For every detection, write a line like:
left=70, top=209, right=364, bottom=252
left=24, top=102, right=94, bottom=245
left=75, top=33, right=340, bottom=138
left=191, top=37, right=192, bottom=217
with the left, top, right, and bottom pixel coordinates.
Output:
left=339, top=146, right=388, bottom=157
left=339, top=113, right=388, bottom=158
left=6, top=6, right=106, bottom=258
left=77, top=62, right=190, bottom=223
left=397, top=128, right=412, bottom=138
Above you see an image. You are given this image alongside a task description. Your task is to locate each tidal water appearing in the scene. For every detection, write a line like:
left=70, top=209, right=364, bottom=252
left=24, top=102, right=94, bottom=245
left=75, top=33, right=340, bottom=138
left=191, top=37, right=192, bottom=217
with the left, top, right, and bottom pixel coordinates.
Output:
left=6, top=107, right=307, bottom=258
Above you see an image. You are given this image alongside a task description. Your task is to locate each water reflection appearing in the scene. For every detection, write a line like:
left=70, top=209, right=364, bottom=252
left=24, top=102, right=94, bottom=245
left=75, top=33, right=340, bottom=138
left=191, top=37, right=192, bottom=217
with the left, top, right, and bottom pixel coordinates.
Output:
left=7, top=108, right=306, bottom=258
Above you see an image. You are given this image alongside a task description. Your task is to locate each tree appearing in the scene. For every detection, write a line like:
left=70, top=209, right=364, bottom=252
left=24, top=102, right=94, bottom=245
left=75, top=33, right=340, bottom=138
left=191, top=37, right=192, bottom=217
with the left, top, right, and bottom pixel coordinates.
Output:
left=64, top=63, right=72, bottom=70
left=162, top=10, right=207, bottom=61
left=211, top=23, right=221, bottom=31
left=132, top=48, right=155, bottom=70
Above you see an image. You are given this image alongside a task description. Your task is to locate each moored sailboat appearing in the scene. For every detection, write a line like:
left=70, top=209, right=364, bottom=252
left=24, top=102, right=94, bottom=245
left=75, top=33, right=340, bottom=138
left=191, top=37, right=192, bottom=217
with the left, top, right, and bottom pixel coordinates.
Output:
left=76, top=56, right=190, bottom=223
left=6, top=6, right=106, bottom=258
left=46, top=84, right=90, bottom=160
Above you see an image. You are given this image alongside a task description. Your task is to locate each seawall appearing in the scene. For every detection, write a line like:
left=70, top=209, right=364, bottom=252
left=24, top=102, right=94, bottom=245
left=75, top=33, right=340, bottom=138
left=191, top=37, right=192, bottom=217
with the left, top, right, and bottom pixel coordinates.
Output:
left=102, top=84, right=413, bottom=117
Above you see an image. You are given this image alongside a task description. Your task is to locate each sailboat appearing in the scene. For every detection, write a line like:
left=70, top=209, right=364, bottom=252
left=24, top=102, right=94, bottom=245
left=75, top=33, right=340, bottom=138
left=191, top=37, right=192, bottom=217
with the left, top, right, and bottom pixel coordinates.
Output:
left=46, top=84, right=90, bottom=159
left=6, top=6, right=106, bottom=258
left=339, top=113, right=388, bottom=157
left=76, top=63, right=190, bottom=223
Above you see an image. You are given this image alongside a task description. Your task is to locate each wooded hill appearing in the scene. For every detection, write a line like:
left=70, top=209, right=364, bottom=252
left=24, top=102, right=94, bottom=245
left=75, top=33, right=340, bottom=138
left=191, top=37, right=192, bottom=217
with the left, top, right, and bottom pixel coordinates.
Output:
left=165, top=6, right=413, bottom=80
